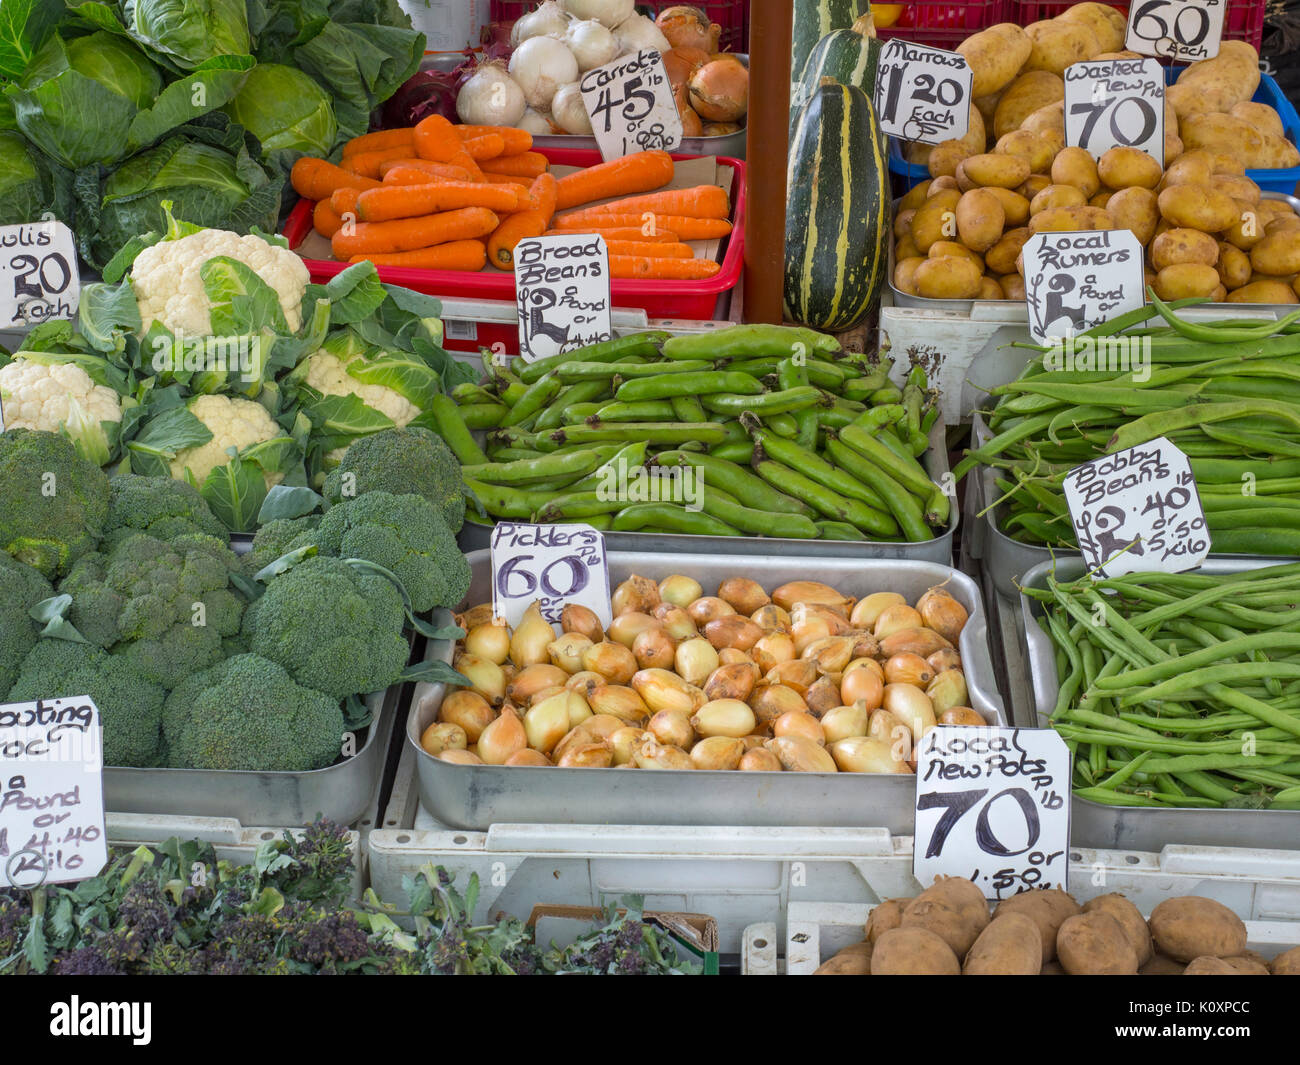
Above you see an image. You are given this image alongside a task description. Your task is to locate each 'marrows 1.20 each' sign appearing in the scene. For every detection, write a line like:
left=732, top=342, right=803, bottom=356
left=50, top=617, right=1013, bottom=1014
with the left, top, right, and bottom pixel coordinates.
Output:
left=873, top=38, right=973, bottom=146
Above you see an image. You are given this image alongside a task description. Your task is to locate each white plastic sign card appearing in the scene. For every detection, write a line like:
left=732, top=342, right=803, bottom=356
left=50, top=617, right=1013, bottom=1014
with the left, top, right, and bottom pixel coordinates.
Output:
left=514, top=235, right=613, bottom=363
left=490, top=522, right=613, bottom=630
left=580, top=48, right=683, bottom=161
left=0, top=219, right=80, bottom=329
left=1022, top=228, right=1145, bottom=344
left=0, top=696, right=107, bottom=887
left=1064, top=57, right=1165, bottom=165
left=914, top=726, right=1071, bottom=900
left=1126, top=0, right=1224, bottom=61
left=1063, top=436, right=1210, bottom=577
left=873, top=38, right=973, bottom=146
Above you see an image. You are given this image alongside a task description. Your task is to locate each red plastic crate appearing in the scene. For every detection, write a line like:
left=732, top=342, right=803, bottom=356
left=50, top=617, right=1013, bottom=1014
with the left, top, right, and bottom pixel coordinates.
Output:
left=875, top=0, right=1011, bottom=49
left=490, top=1, right=750, bottom=50
left=1011, top=0, right=1265, bottom=50
left=283, top=148, right=745, bottom=345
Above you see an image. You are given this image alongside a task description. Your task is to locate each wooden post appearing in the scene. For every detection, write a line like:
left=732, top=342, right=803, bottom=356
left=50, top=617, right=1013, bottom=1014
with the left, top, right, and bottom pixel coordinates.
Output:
left=741, top=0, right=793, bottom=324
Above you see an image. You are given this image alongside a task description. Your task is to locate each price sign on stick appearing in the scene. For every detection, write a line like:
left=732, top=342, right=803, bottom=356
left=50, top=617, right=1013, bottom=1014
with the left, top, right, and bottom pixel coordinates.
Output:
left=1022, top=229, right=1145, bottom=345
left=1064, top=58, right=1165, bottom=165
left=914, top=726, right=1071, bottom=899
left=1126, top=0, right=1224, bottom=61
left=490, top=522, right=613, bottom=630
left=580, top=49, right=683, bottom=161
left=0, top=696, right=107, bottom=888
left=0, top=219, right=80, bottom=329
left=514, top=235, right=612, bottom=362
left=1063, top=436, right=1210, bottom=577
left=873, top=38, right=973, bottom=146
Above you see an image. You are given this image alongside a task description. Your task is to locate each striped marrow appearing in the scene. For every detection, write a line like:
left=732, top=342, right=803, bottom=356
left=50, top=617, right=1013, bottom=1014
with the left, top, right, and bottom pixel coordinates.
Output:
left=790, top=23, right=881, bottom=135
left=791, top=0, right=872, bottom=92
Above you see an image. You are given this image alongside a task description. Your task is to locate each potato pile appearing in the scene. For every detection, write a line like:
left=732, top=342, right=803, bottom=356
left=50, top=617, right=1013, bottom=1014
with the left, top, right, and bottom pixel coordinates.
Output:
left=814, top=877, right=1300, bottom=975
left=424, top=575, right=982, bottom=771
left=893, top=7, right=1300, bottom=305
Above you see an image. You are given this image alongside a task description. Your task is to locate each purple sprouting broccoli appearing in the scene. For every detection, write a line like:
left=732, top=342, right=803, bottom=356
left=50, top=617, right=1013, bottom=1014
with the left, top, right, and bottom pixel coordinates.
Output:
left=52, top=946, right=125, bottom=975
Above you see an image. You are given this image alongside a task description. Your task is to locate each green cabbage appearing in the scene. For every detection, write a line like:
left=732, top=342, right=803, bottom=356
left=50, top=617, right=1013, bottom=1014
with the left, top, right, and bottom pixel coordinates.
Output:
left=0, top=131, right=52, bottom=225
left=120, top=0, right=251, bottom=72
left=222, top=63, right=337, bottom=167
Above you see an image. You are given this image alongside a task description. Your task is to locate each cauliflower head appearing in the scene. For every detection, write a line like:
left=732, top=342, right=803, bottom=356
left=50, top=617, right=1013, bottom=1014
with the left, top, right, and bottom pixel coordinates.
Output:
left=0, top=359, right=123, bottom=466
left=131, top=228, right=309, bottom=336
left=170, top=394, right=286, bottom=489
left=304, top=349, right=421, bottom=428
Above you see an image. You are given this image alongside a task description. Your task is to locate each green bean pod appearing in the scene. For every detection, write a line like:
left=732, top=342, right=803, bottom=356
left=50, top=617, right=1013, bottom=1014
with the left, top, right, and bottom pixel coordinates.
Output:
left=461, top=447, right=613, bottom=486
left=611, top=503, right=740, bottom=536
left=534, top=379, right=610, bottom=431
left=661, top=324, right=839, bottom=361
left=571, top=440, right=650, bottom=491
left=815, top=520, right=867, bottom=541
left=825, top=437, right=934, bottom=542
left=550, top=421, right=730, bottom=447
left=426, top=394, right=488, bottom=465
left=697, top=486, right=819, bottom=538
left=653, top=449, right=814, bottom=515
left=501, top=372, right=562, bottom=428
left=742, top=419, right=889, bottom=512
left=615, top=371, right=765, bottom=402
left=451, top=382, right=498, bottom=404
left=533, top=491, right=630, bottom=522
left=710, top=440, right=754, bottom=463
left=500, top=380, right=529, bottom=406
left=593, top=400, right=678, bottom=422
left=702, top=386, right=826, bottom=417
left=488, top=446, right=547, bottom=462
left=464, top=479, right=551, bottom=519
left=459, top=402, right=508, bottom=430
left=671, top=395, right=707, bottom=421
left=518, top=331, right=670, bottom=383
left=765, top=412, right=799, bottom=437
left=561, top=402, right=605, bottom=424
left=837, top=423, right=939, bottom=501
left=751, top=452, right=900, bottom=538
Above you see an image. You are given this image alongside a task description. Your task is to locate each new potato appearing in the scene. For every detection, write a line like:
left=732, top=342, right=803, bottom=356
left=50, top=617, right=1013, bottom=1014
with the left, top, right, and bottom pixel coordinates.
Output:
left=995, top=129, right=1055, bottom=173
left=1157, top=184, right=1239, bottom=232
left=1028, top=204, right=1113, bottom=233
left=994, top=887, right=1081, bottom=964
left=1225, top=279, right=1299, bottom=303
left=1023, top=18, right=1101, bottom=76
left=983, top=185, right=1030, bottom=226
left=958, top=23, right=1033, bottom=97
left=1057, top=2, right=1127, bottom=52
left=956, top=188, right=1006, bottom=251
left=870, top=927, right=960, bottom=975
left=1051, top=145, right=1100, bottom=197
left=985, top=227, right=1032, bottom=274
left=1166, top=40, right=1261, bottom=119
left=1155, top=262, right=1221, bottom=300
left=1097, top=145, right=1162, bottom=190
left=1082, top=894, right=1153, bottom=966
left=928, top=239, right=983, bottom=270
left=1030, top=183, right=1087, bottom=215
left=914, top=256, right=983, bottom=299
left=995, top=71, right=1065, bottom=139
left=1216, top=242, right=1252, bottom=288
left=910, top=189, right=961, bottom=252
left=1250, top=229, right=1300, bottom=276
left=962, top=152, right=1032, bottom=189
left=1151, top=228, right=1219, bottom=270
left=1148, top=897, right=1248, bottom=962
left=1056, top=912, right=1139, bottom=975
left=1103, top=187, right=1159, bottom=246
left=962, top=913, right=1043, bottom=975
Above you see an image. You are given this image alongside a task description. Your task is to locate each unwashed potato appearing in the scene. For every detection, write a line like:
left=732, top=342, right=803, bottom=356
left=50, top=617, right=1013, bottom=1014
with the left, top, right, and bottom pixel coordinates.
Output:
left=1232, top=100, right=1285, bottom=138
left=1270, top=945, right=1300, bottom=974
left=911, top=190, right=961, bottom=252
left=1217, top=242, right=1252, bottom=289
left=962, top=913, right=1043, bottom=975
left=995, top=71, right=1065, bottom=139
left=914, top=256, right=983, bottom=299
left=1157, top=184, right=1240, bottom=233
left=1097, top=145, right=1162, bottom=190
left=1105, top=187, right=1159, bottom=245
left=1051, top=146, right=1100, bottom=197
left=1057, top=2, right=1127, bottom=53
left=958, top=22, right=1033, bottom=98
left=956, top=188, right=1006, bottom=252
left=1222, top=955, right=1270, bottom=975
left=1030, top=183, right=1088, bottom=215
left=1225, top=279, right=1299, bottom=303
left=1039, top=960, right=1067, bottom=974
left=813, top=940, right=873, bottom=974
left=1155, top=263, right=1220, bottom=300
left=962, top=153, right=1032, bottom=189
left=1184, top=955, right=1239, bottom=974
left=1148, top=897, right=1248, bottom=962
left=1029, top=205, right=1113, bottom=233
left=1141, top=953, right=1187, bottom=975
left=1023, top=18, right=1101, bottom=76
left=865, top=898, right=907, bottom=945
left=983, top=186, right=1030, bottom=227
left=1082, top=894, right=1153, bottom=966
left=1181, top=113, right=1300, bottom=170
left=1251, top=229, right=1300, bottom=276
left=893, top=256, right=925, bottom=295
left=1151, top=228, right=1219, bottom=270
left=986, top=227, right=1032, bottom=274
left=871, top=927, right=960, bottom=975
left=994, top=887, right=1081, bottom=964
left=1166, top=40, right=1261, bottom=119
left=901, top=875, right=990, bottom=957
left=1057, top=911, right=1139, bottom=975
left=995, top=129, right=1055, bottom=174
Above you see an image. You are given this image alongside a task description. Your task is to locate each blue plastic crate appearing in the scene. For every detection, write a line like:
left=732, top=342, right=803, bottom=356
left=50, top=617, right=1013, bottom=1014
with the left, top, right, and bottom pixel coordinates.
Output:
left=889, top=69, right=1300, bottom=194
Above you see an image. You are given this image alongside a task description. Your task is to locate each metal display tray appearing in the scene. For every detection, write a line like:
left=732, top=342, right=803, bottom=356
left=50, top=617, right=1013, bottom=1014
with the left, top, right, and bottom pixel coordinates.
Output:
left=406, top=550, right=1006, bottom=832
left=458, top=419, right=957, bottom=564
left=889, top=190, right=1300, bottom=315
left=1019, top=555, right=1300, bottom=851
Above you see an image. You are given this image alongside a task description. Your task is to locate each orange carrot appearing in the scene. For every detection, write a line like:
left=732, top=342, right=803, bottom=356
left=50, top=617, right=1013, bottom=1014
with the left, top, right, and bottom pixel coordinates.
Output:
left=567, top=185, right=730, bottom=220
left=455, top=126, right=533, bottom=153
left=609, top=256, right=722, bottom=279
left=413, top=114, right=483, bottom=178
left=462, top=133, right=506, bottom=161
left=330, top=186, right=362, bottom=218
left=357, top=181, right=521, bottom=222
left=290, top=157, right=380, bottom=200
left=486, top=173, right=558, bottom=270
left=553, top=213, right=732, bottom=240
left=554, top=150, right=674, bottom=211
left=605, top=240, right=694, bottom=259
left=379, top=159, right=475, bottom=183
left=480, top=151, right=549, bottom=178
left=544, top=227, right=681, bottom=242
left=347, top=240, right=487, bottom=271
left=342, top=144, right=420, bottom=179
left=331, top=207, right=500, bottom=257
left=313, top=199, right=345, bottom=239
left=342, top=128, right=414, bottom=158
left=482, top=173, right=532, bottom=188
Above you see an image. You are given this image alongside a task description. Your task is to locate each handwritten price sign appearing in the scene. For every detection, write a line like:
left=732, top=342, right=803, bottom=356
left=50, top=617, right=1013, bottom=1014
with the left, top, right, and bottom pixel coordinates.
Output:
left=914, top=726, right=1071, bottom=899
left=0, top=696, right=107, bottom=887
left=1064, top=57, right=1165, bottom=165
left=514, top=235, right=612, bottom=362
left=580, top=49, right=683, bottom=161
left=1126, top=0, right=1224, bottom=61
left=0, top=219, right=80, bottom=329
left=1022, top=228, right=1145, bottom=344
left=873, top=38, right=973, bottom=146
left=1063, top=437, right=1210, bottom=577
left=490, top=522, right=613, bottom=630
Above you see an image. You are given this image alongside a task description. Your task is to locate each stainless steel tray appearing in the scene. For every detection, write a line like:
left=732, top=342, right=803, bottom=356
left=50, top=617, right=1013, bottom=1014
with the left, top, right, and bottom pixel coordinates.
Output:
left=1019, top=556, right=1300, bottom=851
left=406, top=550, right=1006, bottom=831
left=889, top=190, right=1300, bottom=315
left=460, top=419, right=957, bottom=564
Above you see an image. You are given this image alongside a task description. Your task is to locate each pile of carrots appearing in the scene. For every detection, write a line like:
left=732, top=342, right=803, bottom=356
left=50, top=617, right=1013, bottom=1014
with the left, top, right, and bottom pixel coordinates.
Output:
left=289, top=118, right=732, bottom=279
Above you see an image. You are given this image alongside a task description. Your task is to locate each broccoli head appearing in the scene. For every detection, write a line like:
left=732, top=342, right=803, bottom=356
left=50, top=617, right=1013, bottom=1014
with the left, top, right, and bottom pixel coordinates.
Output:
left=7, top=640, right=166, bottom=767
left=242, top=555, right=409, bottom=700
left=0, top=552, right=53, bottom=693
left=0, top=428, right=110, bottom=579
left=162, top=653, right=344, bottom=772
left=323, top=427, right=465, bottom=533
left=314, top=491, right=469, bottom=614
left=58, top=532, right=246, bottom=688
left=242, top=514, right=320, bottom=577
left=102, top=474, right=228, bottom=550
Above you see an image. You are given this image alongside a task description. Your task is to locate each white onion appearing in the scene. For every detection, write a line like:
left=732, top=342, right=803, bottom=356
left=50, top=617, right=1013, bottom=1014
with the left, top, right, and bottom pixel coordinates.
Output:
left=552, top=82, right=592, bottom=134
left=457, top=61, right=527, bottom=127
left=516, top=106, right=557, bottom=134
left=509, top=35, right=580, bottom=110
left=614, top=12, right=671, bottom=54
left=511, top=0, right=569, bottom=47
left=560, top=18, right=619, bottom=71
left=562, top=0, right=634, bottom=29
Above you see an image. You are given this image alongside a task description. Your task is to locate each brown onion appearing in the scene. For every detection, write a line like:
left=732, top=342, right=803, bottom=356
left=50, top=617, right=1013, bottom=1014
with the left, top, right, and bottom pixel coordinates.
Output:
left=586, top=684, right=649, bottom=723
left=438, top=749, right=483, bottom=765
left=465, top=619, right=511, bottom=664
left=609, top=727, right=648, bottom=765
left=507, top=663, right=568, bottom=704
left=738, top=748, right=782, bottom=771
left=840, top=666, right=884, bottom=710
left=656, top=6, right=720, bottom=52
left=830, top=736, right=911, bottom=774
left=687, top=595, right=736, bottom=626
left=561, top=603, right=604, bottom=643
left=926, top=669, right=969, bottom=715
left=582, top=640, right=638, bottom=684
left=691, top=698, right=756, bottom=738
left=648, top=708, right=696, bottom=749
left=883, top=684, right=936, bottom=743
left=608, top=611, right=662, bottom=648
left=716, top=577, right=770, bottom=615
left=879, top=628, right=953, bottom=659
left=772, top=581, right=853, bottom=615
left=763, top=659, right=818, bottom=694
left=632, top=668, right=707, bottom=714
left=674, top=636, right=719, bottom=686
left=566, top=670, right=606, bottom=696
left=504, top=748, right=551, bottom=767
left=850, top=592, right=906, bottom=629
left=752, top=632, right=795, bottom=673
left=717, top=647, right=753, bottom=666
left=764, top=735, right=836, bottom=773
left=673, top=82, right=704, bottom=136
left=703, top=614, right=763, bottom=651
left=774, top=710, right=826, bottom=746
left=457, top=603, right=495, bottom=630
left=820, top=703, right=871, bottom=744
left=704, top=661, right=759, bottom=702
left=873, top=604, right=924, bottom=639
left=453, top=653, right=506, bottom=705
left=884, top=652, right=935, bottom=688
left=928, top=648, right=963, bottom=673
left=689, top=735, right=744, bottom=771
left=557, top=742, right=613, bottom=768
left=439, top=689, right=495, bottom=741
left=751, top=603, right=792, bottom=633
left=652, top=603, right=699, bottom=641
left=633, top=626, right=677, bottom=670
left=749, top=684, right=808, bottom=729
left=547, top=633, right=593, bottom=674
left=939, top=706, right=985, bottom=726
left=477, top=706, right=527, bottom=765
left=612, top=574, right=661, bottom=616
left=633, top=738, right=692, bottom=770
left=917, top=587, right=969, bottom=644
left=805, top=675, right=843, bottom=717
left=420, top=721, right=468, bottom=756
left=657, top=574, right=702, bottom=607
left=801, top=635, right=855, bottom=674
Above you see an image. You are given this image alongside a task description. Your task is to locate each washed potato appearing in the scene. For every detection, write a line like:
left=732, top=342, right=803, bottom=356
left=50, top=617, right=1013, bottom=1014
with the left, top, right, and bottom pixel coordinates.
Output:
left=1018, top=173, right=1053, bottom=199
left=1083, top=894, right=1153, bottom=967
left=983, top=186, right=1030, bottom=227
left=995, top=71, right=1065, bottom=139
left=911, top=189, right=961, bottom=252
left=1223, top=203, right=1268, bottom=250
left=995, top=129, right=1055, bottom=173
left=914, top=256, right=983, bottom=299
left=976, top=275, right=1002, bottom=299
left=871, top=927, right=961, bottom=975
left=1104, top=187, right=1159, bottom=246
left=1157, top=184, right=1239, bottom=232
left=1000, top=273, right=1026, bottom=299
left=958, top=22, right=1033, bottom=97
left=1155, top=263, right=1221, bottom=300
left=973, top=91, right=1002, bottom=133
left=928, top=175, right=960, bottom=196
left=1019, top=99, right=1065, bottom=135
left=1029, top=205, right=1113, bottom=233
left=962, top=913, right=1043, bottom=975
left=1166, top=40, right=1261, bottom=119
left=1160, top=150, right=1216, bottom=189
left=928, top=240, right=984, bottom=271
left=1024, top=18, right=1101, bottom=76
left=1251, top=229, right=1300, bottom=276
left=1182, top=112, right=1300, bottom=169
left=956, top=188, right=1006, bottom=252
left=1090, top=189, right=1114, bottom=208
left=962, top=152, right=1032, bottom=189
left=1151, top=228, right=1220, bottom=270
left=1057, top=912, right=1139, bottom=975
left=994, top=887, right=1081, bottom=964
left=1057, top=2, right=1127, bottom=52
left=1148, top=897, right=1248, bottom=962
left=1030, top=183, right=1088, bottom=216
left=1097, top=145, right=1162, bottom=190
left=1232, top=100, right=1284, bottom=138
left=1216, top=174, right=1261, bottom=205
left=893, top=209, right=916, bottom=241
left=985, top=227, right=1032, bottom=275
left=1227, top=280, right=1299, bottom=305
left=898, top=180, right=933, bottom=212
left=926, top=103, right=986, bottom=178
left=1216, top=242, right=1252, bottom=289
left=895, top=233, right=921, bottom=260
left=1051, top=146, right=1100, bottom=197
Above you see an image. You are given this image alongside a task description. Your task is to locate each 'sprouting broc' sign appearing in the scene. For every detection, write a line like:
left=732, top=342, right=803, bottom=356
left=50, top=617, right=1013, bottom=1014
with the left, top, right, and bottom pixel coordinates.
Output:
left=1022, top=228, right=1145, bottom=344
left=1064, top=57, right=1165, bottom=165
